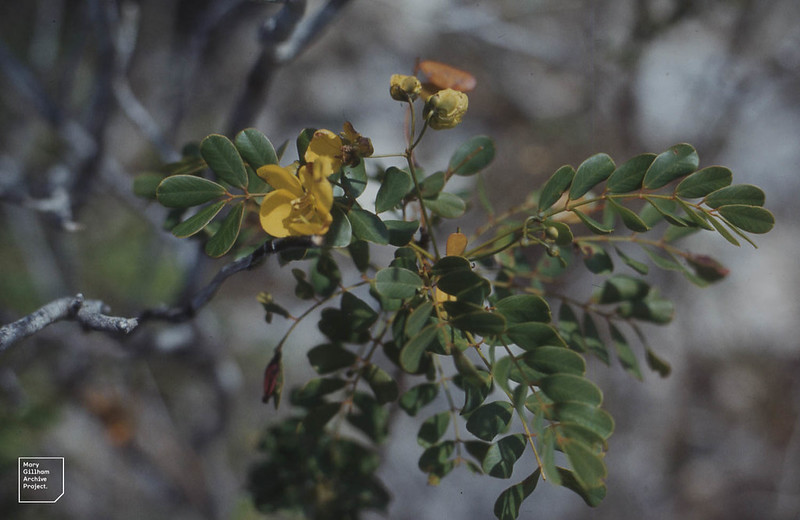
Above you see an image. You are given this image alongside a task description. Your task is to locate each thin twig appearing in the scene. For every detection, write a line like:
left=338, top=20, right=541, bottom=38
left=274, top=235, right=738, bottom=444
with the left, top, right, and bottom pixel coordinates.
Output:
left=0, top=236, right=322, bottom=352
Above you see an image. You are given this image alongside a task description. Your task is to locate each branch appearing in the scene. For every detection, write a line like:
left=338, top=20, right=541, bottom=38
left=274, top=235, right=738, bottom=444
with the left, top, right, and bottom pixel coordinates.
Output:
left=225, top=0, right=353, bottom=134
left=0, top=294, right=138, bottom=353
left=0, top=236, right=321, bottom=352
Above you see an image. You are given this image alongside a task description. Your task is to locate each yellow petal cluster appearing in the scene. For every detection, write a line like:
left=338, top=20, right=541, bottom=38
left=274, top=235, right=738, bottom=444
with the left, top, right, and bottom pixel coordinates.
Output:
left=257, top=161, right=334, bottom=237
left=423, top=88, right=469, bottom=130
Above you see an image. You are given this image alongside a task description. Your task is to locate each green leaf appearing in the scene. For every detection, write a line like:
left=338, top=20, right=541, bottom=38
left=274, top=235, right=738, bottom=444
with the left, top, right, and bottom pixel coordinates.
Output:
left=572, top=209, right=613, bottom=234
left=418, top=441, right=455, bottom=474
left=292, top=377, right=347, bottom=406
left=643, top=143, right=699, bottom=189
left=348, top=392, right=390, bottom=444
left=644, top=197, right=690, bottom=227
left=581, top=243, right=613, bottom=274
left=163, top=156, right=206, bottom=176
left=418, top=412, right=451, bottom=448
left=606, top=198, right=650, bottom=232
left=557, top=468, right=606, bottom=507
left=419, top=171, right=446, bottom=198
left=675, top=199, right=715, bottom=230
left=594, top=274, right=650, bottom=303
left=310, top=254, right=340, bottom=297
left=539, top=374, right=603, bottom=406
left=348, top=208, right=389, bottom=244
left=617, top=290, right=674, bottom=324
left=133, top=172, right=164, bottom=199
left=493, top=470, right=540, bottom=520
left=348, top=240, right=370, bottom=272
left=644, top=346, right=672, bottom=377
left=539, top=165, right=575, bottom=211
left=717, top=205, right=774, bottom=234
left=425, top=192, right=467, bottom=218
left=405, top=301, right=434, bottom=338
left=234, top=128, right=278, bottom=169
left=171, top=201, right=226, bottom=238
left=569, top=153, right=615, bottom=200
left=375, top=267, right=423, bottom=299
left=466, top=401, right=514, bottom=441
left=582, top=313, right=609, bottom=364
left=705, top=213, right=741, bottom=246
left=156, top=175, right=227, bottom=208
left=300, top=402, right=340, bottom=432
left=607, top=153, right=655, bottom=193
left=504, top=322, right=566, bottom=350
left=675, top=166, right=732, bottom=198
left=399, top=323, right=438, bottom=373
left=307, top=343, right=357, bottom=374
left=323, top=206, right=352, bottom=247
left=444, top=308, right=506, bottom=336
left=295, top=128, right=316, bottom=161
left=200, top=134, right=248, bottom=189
left=551, top=402, right=614, bottom=439
left=375, top=167, right=413, bottom=213
left=609, top=324, right=642, bottom=380
left=342, top=160, right=368, bottom=198
left=449, top=135, right=496, bottom=176
left=494, top=294, right=551, bottom=325
left=361, top=363, right=399, bottom=404
left=482, top=434, right=527, bottom=478
left=399, top=383, right=439, bottom=416
left=204, top=202, right=244, bottom=257
left=558, top=304, right=585, bottom=353
left=523, top=346, right=586, bottom=375
left=539, top=428, right=561, bottom=485
left=431, top=255, right=472, bottom=276
left=704, top=184, right=765, bottom=208
left=340, top=292, right=378, bottom=332
left=458, top=370, right=494, bottom=415
left=452, top=347, right=483, bottom=386
left=437, top=270, right=490, bottom=303
left=614, top=247, right=649, bottom=275
left=562, top=439, right=607, bottom=490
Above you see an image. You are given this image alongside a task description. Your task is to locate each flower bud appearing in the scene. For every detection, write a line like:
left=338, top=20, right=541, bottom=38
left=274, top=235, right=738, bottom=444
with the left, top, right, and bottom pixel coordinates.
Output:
left=423, top=89, right=469, bottom=130
left=390, top=74, right=422, bottom=101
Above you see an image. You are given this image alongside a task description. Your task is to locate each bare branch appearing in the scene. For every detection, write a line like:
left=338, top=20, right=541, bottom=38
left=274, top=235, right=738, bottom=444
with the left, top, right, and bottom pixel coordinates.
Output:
left=225, top=0, right=353, bottom=134
left=0, top=236, right=321, bottom=352
left=0, top=294, right=138, bottom=352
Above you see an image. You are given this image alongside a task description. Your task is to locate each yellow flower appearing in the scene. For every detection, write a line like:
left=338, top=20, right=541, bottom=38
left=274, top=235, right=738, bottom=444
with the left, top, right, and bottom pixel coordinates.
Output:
left=257, top=161, right=334, bottom=237
left=390, top=74, right=422, bottom=101
left=423, top=88, right=469, bottom=130
left=304, top=129, right=343, bottom=177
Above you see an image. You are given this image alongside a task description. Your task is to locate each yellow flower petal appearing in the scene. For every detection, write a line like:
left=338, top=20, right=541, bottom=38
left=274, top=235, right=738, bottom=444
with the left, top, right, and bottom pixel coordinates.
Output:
left=259, top=189, right=297, bottom=237
left=257, top=164, right=302, bottom=195
left=300, top=161, right=334, bottom=212
left=305, top=129, right=343, bottom=172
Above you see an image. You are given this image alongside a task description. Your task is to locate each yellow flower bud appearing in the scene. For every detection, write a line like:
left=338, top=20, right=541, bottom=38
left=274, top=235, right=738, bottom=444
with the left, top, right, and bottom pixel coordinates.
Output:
left=390, top=74, right=422, bottom=101
left=423, top=89, right=469, bottom=130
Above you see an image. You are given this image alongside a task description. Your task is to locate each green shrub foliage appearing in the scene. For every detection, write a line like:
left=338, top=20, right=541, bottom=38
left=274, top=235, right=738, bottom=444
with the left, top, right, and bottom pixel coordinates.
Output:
left=138, top=67, right=775, bottom=520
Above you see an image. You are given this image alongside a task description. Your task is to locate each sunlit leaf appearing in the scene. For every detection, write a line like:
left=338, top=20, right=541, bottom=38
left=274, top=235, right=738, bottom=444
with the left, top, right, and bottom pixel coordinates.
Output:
left=235, top=128, right=278, bottom=169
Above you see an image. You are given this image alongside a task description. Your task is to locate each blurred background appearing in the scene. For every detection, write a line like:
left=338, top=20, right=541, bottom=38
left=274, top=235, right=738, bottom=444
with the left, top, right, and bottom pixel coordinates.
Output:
left=1, top=0, right=799, bottom=519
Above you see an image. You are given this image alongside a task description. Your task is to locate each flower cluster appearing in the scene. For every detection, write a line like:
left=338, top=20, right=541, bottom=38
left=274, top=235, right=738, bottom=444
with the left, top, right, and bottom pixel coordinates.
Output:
left=257, top=124, right=372, bottom=238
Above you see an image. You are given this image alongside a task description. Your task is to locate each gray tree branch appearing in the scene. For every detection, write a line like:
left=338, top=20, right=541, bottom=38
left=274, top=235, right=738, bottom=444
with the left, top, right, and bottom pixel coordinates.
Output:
left=0, top=236, right=320, bottom=352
